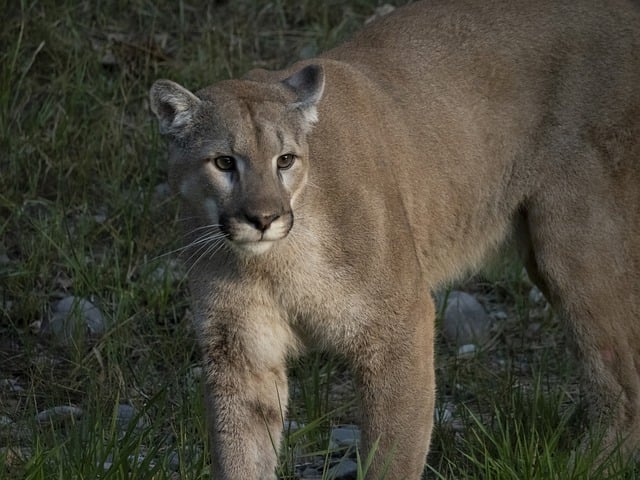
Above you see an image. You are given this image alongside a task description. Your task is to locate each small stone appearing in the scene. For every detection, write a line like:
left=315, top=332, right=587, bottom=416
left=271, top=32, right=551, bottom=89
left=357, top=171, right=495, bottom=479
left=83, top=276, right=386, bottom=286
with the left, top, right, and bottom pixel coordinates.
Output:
left=0, top=378, right=24, bottom=392
left=457, top=343, right=478, bottom=359
left=327, top=458, right=358, bottom=479
left=365, top=4, right=396, bottom=24
left=434, top=405, right=454, bottom=423
left=36, top=405, right=82, bottom=426
left=115, top=404, right=148, bottom=434
left=45, top=296, right=107, bottom=346
left=167, top=447, right=201, bottom=471
left=442, top=291, right=492, bottom=346
left=128, top=454, right=152, bottom=468
left=168, top=451, right=180, bottom=471
left=492, top=310, right=508, bottom=320
left=151, top=259, right=182, bottom=285
left=0, top=415, right=13, bottom=427
left=284, top=419, right=303, bottom=432
left=528, top=286, right=546, bottom=306
left=0, top=446, right=32, bottom=466
left=329, top=425, right=361, bottom=451
left=29, top=320, right=42, bottom=334
left=300, top=464, right=322, bottom=479
left=102, top=454, right=151, bottom=471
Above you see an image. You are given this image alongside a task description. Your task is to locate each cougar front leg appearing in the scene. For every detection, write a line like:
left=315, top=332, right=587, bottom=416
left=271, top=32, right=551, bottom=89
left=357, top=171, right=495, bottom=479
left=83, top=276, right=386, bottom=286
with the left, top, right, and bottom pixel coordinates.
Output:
left=351, top=293, right=436, bottom=479
left=200, top=312, right=293, bottom=479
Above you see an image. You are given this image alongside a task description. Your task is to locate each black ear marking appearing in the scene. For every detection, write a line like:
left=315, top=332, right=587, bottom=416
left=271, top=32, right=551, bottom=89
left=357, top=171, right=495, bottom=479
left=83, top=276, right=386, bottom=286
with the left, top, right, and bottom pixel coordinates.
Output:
left=282, top=64, right=325, bottom=108
left=149, top=79, right=201, bottom=136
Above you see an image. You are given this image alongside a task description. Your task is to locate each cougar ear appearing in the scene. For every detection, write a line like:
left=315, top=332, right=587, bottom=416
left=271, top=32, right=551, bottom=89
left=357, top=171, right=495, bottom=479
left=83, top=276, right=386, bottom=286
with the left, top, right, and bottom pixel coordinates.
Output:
left=149, top=79, right=201, bottom=136
left=282, top=64, right=325, bottom=127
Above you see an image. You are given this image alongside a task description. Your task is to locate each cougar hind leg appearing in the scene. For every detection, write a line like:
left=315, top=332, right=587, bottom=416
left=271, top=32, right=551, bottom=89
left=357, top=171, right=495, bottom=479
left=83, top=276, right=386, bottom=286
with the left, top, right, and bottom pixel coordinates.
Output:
left=520, top=186, right=640, bottom=461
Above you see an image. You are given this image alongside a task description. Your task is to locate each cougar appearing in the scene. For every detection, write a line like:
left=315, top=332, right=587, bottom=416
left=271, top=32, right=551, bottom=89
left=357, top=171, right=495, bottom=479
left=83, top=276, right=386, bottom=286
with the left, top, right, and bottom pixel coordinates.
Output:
left=150, top=0, right=640, bottom=477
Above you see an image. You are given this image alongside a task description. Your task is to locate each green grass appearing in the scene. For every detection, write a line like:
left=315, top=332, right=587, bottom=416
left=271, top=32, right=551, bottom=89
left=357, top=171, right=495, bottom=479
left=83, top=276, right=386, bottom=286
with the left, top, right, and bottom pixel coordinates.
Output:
left=0, top=1, right=637, bottom=478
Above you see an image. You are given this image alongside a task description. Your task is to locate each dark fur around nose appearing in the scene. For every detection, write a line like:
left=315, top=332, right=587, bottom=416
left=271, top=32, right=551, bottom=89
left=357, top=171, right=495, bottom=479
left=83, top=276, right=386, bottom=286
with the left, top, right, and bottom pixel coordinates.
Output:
left=244, top=212, right=280, bottom=232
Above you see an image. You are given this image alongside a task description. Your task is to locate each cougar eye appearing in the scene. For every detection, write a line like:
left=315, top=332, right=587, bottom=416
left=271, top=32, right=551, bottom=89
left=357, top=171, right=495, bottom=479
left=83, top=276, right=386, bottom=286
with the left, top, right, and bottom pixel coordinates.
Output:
left=213, top=156, right=236, bottom=171
left=277, top=154, right=296, bottom=170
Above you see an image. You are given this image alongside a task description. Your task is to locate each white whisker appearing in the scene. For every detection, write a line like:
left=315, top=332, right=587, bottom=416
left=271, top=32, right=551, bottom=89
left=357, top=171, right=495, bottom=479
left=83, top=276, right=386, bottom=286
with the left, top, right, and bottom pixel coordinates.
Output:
left=185, top=237, right=228, bottom=277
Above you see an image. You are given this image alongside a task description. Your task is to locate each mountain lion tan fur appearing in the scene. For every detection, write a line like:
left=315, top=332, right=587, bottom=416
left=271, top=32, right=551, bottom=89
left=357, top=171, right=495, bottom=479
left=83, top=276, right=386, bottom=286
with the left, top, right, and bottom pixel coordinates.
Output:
left=150, top=0, right=640, bottom=477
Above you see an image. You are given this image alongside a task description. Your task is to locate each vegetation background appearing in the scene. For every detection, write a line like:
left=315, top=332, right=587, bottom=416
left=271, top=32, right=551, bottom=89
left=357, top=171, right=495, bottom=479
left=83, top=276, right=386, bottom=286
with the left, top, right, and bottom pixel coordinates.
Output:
left=1, top=0, right=636, bottom=478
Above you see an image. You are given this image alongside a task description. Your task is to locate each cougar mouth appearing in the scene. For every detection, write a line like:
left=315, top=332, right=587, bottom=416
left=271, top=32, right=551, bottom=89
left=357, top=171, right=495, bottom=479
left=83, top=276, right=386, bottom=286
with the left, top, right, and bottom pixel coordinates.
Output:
left=233, top=239, right=277, bottom=255
left=220, top=211, right=294, bottom=254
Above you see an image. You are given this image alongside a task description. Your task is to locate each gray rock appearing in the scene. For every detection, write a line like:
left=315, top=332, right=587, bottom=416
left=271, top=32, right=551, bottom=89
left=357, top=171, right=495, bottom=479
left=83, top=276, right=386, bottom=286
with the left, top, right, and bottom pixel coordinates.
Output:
left=299, top=464, right=322, bottom=479
left=365, top=4, right=396, bottom=24
left=45, top=296, right=106, bottom=346
left=328, top=458, right=358, bottom=479
left=528, top=286, right=546, bottom=306
left=168, top=450, right=180, bottom=471
left=151, top=259, right=182, bottom=285
left=329, top=425, right=361, bottom=451
left=0, top=446, right=32, bottom=466
left=434, top=404, right=454, bottom=423
left=456, top=343, right=478, bottom=359
left=167, top=447, right=201, bottom=471
left=300, top=470, right=322, bottom=479
left=0, top=415, right=13, bottom=427
left=442, top=291, right=491, bottom=346
left=283, top=419, right=303, bottom=432
left=0, top=378, right=24, bottom=392
left=35, top=405, right=82, bottom=426
left=102, top=454, right=151, bottom=471
left=492, top=310, right=508, bottom=321
left=115, top=404, right=148, bottom=434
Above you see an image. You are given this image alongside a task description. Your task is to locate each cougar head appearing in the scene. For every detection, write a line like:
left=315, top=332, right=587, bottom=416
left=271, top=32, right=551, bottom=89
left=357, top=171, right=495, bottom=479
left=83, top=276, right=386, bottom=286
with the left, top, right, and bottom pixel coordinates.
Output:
left=150, top=64, right=324, bottom=256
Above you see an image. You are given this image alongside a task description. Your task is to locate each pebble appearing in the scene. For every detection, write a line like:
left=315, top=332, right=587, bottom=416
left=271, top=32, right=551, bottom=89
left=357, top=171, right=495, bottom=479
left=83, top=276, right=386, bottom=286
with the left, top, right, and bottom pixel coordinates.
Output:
left=456, top=343, right=478, bottom=359
left=35, top=405, right=83, bottom=426
left=442, top=291, right=492, bottom=346
left=0, top=378, right=24, bottom=392
left=299, top=466, right=322, bottom=479
left=115, top=404, right=148, bottom=434
left=44, top=296, right=107, bottom=346
left=528, top=286, right=546, bottom=306
left=492, top=310, right=508, bottom=320
left=102, top=453, right=151, bottom=471
left=0, top=446, right=32, bottom=466
left=327, top=458, right=358, bottom=479
left=365, top=4, right=396, bottom=24
left=434, top=404, right=454, bottom=423
left=151, top=259, right=182, bottom=285
left=167, top=447, right=201, bottom=472
left=284, top=419, right=303, bottom=432
left=0, top=415, right=13, bottom=427
left=329, top=425, right=360, bottom=451
left=294, top=425, right=363, bottom=478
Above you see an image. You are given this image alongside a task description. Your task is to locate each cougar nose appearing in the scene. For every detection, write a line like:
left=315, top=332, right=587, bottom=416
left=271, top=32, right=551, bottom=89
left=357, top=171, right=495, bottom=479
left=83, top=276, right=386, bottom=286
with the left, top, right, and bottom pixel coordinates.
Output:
left=246, top=213, right=279, bottom=232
